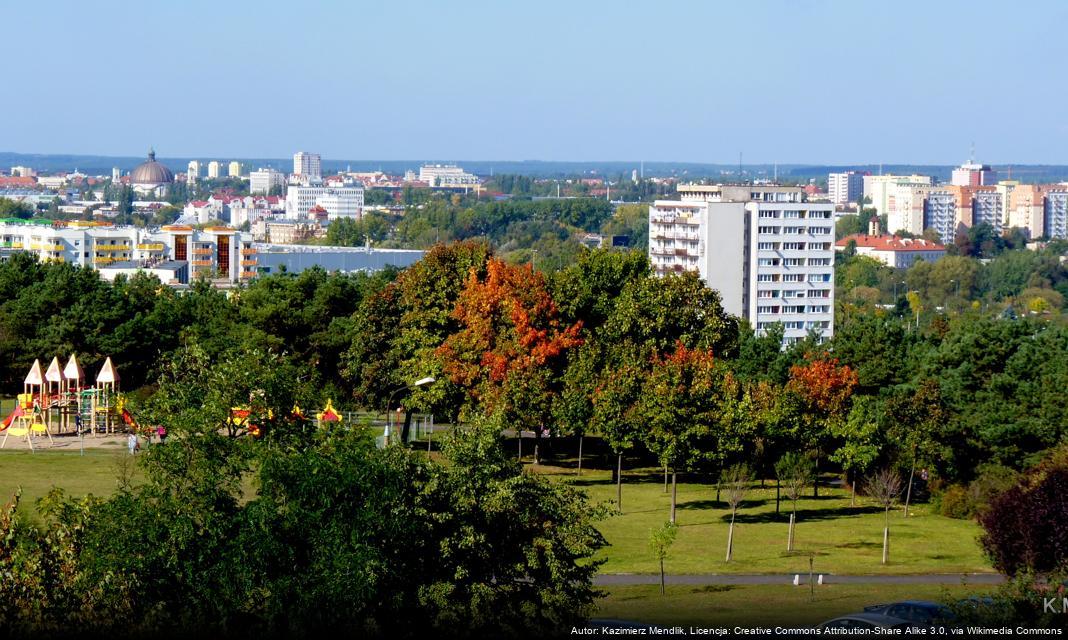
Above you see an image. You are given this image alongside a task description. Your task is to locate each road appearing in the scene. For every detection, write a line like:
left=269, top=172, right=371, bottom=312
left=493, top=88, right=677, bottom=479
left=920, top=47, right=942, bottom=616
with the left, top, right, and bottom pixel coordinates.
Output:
left=594, top=573, right=1005, bottom=586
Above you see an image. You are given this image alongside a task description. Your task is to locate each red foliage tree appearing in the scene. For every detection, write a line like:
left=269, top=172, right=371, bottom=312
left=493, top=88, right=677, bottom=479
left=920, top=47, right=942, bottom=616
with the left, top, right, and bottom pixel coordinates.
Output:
left=785, top=354, right=859, bottom=496
left=436, top=259, right=583, bottom=437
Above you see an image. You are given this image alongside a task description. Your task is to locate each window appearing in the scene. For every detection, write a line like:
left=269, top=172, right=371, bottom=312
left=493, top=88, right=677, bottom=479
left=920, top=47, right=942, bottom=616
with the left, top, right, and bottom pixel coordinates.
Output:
left=783, top=226, right=804, bottom=234
left=808, top=289, right=831, bottom=298
left=783, top=210, right=804, bottom=219
left=784, top=258, right=805, bottom=266
left=757, top=258, right=780, bottom=267
left=758, top=226, right=780, bottom=235
left=783, top=290, right=805, bottom=298
left=784, top=321, right=804, bottom=330
left=757, top=290, right=778, bottom=299
left=810, top=226, right=832, bottom=235
left=782, top=242, right=805, bottom=250
left=784, top=305, right=806, bottom=314
left=757, top=305, right=780, bottom=314
left=757, top=274, right=779, bottom=282
left=783, top=273, right=803, bottom=282
left=758, top=242, right=778, bottom=250
left=759, top=210, right=779, bottom=219
left=809, top=257, right=832, bottom=266
left=808, top=274, right=831, bottom=283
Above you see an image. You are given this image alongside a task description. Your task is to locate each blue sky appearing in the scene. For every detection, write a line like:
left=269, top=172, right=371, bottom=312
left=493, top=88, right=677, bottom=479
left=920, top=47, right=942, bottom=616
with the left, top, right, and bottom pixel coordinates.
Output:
left=2, top=0, right=1066, bottom=164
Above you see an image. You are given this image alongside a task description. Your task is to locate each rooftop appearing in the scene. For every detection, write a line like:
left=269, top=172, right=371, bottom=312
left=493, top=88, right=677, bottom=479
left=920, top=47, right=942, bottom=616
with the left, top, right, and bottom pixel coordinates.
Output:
left=837, top=234, right=946, bottom=252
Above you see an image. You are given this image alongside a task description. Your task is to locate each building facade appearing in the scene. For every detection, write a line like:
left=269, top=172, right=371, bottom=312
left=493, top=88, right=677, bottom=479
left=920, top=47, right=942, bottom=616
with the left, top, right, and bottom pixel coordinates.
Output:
left=828, top=171, right=866, bottom=205
left=228, top=161, right=244, bottom=178
left=187, top=160, right=200, bottom=183
left=1047, top=190, right=1068, bottom=240
left=951, top=162, right=996, bottom=187
left=285, top=182, right=364, bottom=220
left=418, top=164, right=480, bottom=188
left=250, top=168, right=286, bottom=195
left=292, top=152, right=322, bottom=180
left=207, top=161, right=222, bottom=179
left=863, top=174, right=933, bottom=217
left=649, top=184, right=834, bottom=345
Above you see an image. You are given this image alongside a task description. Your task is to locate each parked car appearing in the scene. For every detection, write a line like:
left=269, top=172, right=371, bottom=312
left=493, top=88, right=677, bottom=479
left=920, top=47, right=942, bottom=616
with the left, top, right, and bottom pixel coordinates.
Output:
left=817, top=613, right=911, bottom=630
left=864, top=600, right=955, bottom=623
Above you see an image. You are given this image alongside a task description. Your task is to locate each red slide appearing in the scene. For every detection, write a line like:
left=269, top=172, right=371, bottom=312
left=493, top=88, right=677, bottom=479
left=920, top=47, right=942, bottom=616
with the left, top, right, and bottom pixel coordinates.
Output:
left=121, top=408, right=137, bottom=429
left=0, top=406, right=24, bottom=432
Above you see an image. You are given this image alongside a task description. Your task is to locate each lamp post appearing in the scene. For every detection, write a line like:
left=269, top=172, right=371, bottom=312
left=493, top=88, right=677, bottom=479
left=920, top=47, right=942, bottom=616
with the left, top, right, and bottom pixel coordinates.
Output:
left=384, top=376, right=435, bottom=446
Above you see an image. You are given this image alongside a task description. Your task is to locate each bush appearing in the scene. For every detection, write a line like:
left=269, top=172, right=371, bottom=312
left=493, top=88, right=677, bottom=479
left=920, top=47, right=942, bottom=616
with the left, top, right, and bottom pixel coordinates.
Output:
left=938, top=484, right=974, bottom=519
left=978, top=448, right=1068, bottom=575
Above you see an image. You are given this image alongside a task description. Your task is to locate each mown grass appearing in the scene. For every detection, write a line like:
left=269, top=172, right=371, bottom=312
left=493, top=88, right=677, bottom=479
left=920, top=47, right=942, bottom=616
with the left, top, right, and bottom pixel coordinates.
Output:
left=532, top=462, right=992, bottom=576
left=594, top=583, right=994, bottom=627
left=0, top=447, right=136, bottom=516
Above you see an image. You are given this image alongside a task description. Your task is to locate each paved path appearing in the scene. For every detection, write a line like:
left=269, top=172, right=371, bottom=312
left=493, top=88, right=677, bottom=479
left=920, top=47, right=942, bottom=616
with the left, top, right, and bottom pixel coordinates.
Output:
left=594, top=573, right=1005, bottom=586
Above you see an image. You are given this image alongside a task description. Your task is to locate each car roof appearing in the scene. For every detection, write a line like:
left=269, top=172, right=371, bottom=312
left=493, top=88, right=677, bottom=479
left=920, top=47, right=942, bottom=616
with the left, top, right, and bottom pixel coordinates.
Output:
left=829, top=613, right=911, bottom=624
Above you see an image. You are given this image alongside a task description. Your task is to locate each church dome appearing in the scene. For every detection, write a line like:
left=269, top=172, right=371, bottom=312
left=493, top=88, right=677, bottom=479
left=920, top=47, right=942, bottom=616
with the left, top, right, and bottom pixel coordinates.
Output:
left=130, top=149, right=174, bottom=185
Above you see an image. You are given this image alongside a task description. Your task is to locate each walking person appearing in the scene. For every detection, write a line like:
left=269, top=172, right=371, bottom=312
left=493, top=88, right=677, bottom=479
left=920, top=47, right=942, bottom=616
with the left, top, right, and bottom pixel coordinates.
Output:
left=127, top=431, right=138, bottom=455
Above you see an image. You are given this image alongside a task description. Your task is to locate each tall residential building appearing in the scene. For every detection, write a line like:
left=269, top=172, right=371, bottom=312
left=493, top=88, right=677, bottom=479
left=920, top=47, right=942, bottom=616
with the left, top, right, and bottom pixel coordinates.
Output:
left=923, top=191, right=958, bottom=244
left=250, top=168, right=287, bottom=195
left=111, top=167, right=121, bottom=182
left=1047, top=190, right=1068, bottom=240
left=951, top=162, right=996, bottom=187
left=293, top=152, right=322, bottom=180
left=207, top=161, right=222, bottom=179
left=863, top=174, right=933, bottom=217
left=828, top=171, right=866, bottom=205
left=649, top=184, right=834, bottom=346
left=10, top=166, right=36, bottom=178
left=285, top=182, right=364, bottom=220
left=228, top=161, right=245, bottom=178
left=418, top=164, right=480, bottom=188
left=1008, top=185, right=1047, bottom=238
left=972, top=189, right=1004, bottom=233
left=187, top=160, right=200, bottom=184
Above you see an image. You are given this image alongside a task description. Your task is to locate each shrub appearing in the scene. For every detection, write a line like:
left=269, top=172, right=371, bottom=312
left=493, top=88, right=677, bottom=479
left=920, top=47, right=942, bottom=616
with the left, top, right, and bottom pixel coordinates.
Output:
left=938, top=484, right=973, bottom=519
left=978, top=448, right=1068, bottom=575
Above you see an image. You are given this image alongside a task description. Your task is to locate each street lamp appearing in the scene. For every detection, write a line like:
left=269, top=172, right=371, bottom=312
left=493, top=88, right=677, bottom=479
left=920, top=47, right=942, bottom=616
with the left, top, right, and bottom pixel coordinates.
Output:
left=384, top=376, right=435, bottom=446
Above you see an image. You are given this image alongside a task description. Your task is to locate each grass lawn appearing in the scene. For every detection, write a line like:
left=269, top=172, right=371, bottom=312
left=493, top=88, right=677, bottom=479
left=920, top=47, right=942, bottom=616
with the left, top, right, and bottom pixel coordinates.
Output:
left=594, top=583, right=994, bottom=627
left=534, top=463, right=992, bottom=576
left=0, top=448, right=136, bottom=516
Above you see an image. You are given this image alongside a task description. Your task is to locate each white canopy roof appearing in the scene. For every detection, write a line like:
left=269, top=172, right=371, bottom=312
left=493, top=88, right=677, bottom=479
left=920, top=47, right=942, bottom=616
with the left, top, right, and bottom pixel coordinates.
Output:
left=24, top=359, right=43, bottom=386
left=96, top=357, right=119, bottom=384
left=45, top=356, right=62, bottom=383
left=63, top=354, right=84, bottom=381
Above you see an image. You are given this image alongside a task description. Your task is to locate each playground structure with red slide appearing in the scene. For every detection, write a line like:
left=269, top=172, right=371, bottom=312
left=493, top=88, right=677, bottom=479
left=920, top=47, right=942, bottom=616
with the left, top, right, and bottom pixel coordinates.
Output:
left=0, top=354, right=130, bottom=450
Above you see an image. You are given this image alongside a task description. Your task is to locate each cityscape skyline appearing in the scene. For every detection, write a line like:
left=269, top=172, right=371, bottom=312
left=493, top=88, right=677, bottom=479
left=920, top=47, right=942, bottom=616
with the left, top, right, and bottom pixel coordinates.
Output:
left=3, top=0, right=1067, bottom=163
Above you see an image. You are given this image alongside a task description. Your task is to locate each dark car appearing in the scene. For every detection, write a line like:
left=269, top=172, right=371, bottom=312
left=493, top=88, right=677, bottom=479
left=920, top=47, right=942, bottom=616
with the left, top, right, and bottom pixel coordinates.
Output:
left=864, top=600, right=954, bottom=623
left=817, top=612, right=911, bottom=630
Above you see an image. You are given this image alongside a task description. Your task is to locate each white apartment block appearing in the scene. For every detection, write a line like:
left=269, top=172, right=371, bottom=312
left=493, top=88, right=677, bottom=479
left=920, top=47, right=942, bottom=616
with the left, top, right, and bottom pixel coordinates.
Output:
left=972, top=190, right=1004, bottom=233
left=250, top=168, right=286, bottom=195
left=649, top=184, right=834, bottom=345
left=923, top=191, right=958, bottom=244
left=207, top=161, right=222, bottom=179
left=285, top=183, right=364, bottom=220
left=228, top=161, right=244, bottom=178
left=418, top=164, right=480, bottom=188
left=1047, top=190, right=1068, bottom=240
left=187, top=160, right=200, bottom=183
left=293, top=152, right=322, bottom=180
left=0, top=222, right=258, bottom=284
left=828, top=171, right=865, bottom=205
left=864, top=174, right=933, bottom=217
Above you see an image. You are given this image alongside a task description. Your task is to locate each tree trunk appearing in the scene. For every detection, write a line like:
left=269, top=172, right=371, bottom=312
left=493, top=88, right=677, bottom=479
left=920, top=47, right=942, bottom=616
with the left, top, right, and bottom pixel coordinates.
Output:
left=904, top=453, right=916, bottom=518
left=726, top=515, right=735, bottom=562
left=882, top=526, right=890, bottom=564
left=659, top=557, right=665, bottom=595
left=813, top=450, right=820, bottom=498
left=851, top=478, right=856, bottom=507
left=775, top=480, right=781, bottom=515
left=663, top=463, right=668, bottom=494
left=616, top=453, right=623, bottom=513
left=533, top=429, right=541, bottom=465
left=518, top=432, right=522, bottom=461
left=670, top=471, right=677, bottom=524
left=577, top=434, right=583, bottom=476
left=787, top=512, right=796, bottom=552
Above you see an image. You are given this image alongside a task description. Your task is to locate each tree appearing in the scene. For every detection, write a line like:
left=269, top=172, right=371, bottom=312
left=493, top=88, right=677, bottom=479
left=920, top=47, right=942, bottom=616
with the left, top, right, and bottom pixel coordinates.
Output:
left=775, top=452, right=814, bottom=552
left=830, top=396, right=882, bottom=506
left=785, top=355, right=858, bottom=497
left=978, top=447, right=1068, bottom=576
left=723, top=464, right=750, bottom=562
left=638, top=344, right=748, bottom=523
left=885, top=379, right=948, bottom=517
left=649, top=522, right=678, bottom=596
left=866, top=468, right=904, bottom=564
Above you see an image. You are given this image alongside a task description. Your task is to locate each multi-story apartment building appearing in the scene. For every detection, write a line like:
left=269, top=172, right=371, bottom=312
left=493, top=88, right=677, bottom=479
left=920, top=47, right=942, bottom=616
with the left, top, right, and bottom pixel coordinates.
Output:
left=187, top=160, right=200, bottom=184
left=207, top=161, right=222, bottom=179
left=285, top=181, right=364, bottom=220
left=828, top=171, right=866, bottom=205
left=1008, top=185, right=1047, bottom=238
left=292, top=152, right=322, bottom=180
left=418, top=164, right=480, bottom=188
left=864, top=174, right=933, bottom=217
left=0, top=221, right=259, bottom=284
left=951, top=162, right=996, bottom=187
left=972, top=189, right=1004, bottom=233
left=649, top=184, right=834, bottom=345
left=923, top=191, right=958, bottom=244
left=228, top=161, right=244, bottom=178
left=250, top=168, right=286, bottom=195
left=1046, top=190, right=1068, bottom=240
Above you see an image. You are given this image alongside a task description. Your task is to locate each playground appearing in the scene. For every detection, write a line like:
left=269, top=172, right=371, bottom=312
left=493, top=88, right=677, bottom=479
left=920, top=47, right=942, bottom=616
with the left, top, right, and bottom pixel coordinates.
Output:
left=0, top=354, right=141, bottom=451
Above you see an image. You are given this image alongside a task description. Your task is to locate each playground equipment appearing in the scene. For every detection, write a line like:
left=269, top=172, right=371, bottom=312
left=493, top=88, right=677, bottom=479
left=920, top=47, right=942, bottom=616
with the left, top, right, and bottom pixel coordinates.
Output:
left=0, top=353, right=128, bottom=448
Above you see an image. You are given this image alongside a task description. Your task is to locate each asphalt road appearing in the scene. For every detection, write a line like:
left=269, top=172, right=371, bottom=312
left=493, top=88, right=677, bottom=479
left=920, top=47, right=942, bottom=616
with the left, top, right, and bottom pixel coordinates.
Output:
left=594, top=573, right=1005, bottom=585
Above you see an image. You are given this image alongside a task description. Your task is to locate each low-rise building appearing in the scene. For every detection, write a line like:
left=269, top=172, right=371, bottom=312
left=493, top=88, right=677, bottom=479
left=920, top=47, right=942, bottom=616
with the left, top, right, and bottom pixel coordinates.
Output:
left=836, top=220, right=946, bottom=268
left=250, top=168, right=286, bottom=195
left=418, top=164, right=480, bottom=188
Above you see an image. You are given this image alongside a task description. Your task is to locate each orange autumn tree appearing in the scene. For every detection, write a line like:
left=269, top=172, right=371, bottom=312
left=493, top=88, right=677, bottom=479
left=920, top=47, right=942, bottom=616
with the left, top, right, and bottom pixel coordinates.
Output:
left=436, top=259, right=583, bottom=456
left=785, top=353, right=859, bottom=497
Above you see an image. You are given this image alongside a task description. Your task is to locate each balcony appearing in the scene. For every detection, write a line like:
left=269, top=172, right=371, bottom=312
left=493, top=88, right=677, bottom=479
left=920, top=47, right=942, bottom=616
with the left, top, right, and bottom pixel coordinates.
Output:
left=240, top=259, right=258, bottom=267
left=93, top=256, right=119, bottom=265
left=192, top=248, right=214, bottom=256
left=191, top=260, right=214, bottom=267
left=240, top=271, right=257, bottom=279
left=94, top=243, right=130, bottom=251
left=31, top=243, right=65, bottom=251
left=241, top=247, right=257, bottom=255
left=138, top=243, right=165, bottom=251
